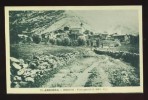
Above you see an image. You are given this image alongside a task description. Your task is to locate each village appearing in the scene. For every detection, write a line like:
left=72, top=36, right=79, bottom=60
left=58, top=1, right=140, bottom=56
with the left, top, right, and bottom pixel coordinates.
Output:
left=17, top=22, right=139, bottom=49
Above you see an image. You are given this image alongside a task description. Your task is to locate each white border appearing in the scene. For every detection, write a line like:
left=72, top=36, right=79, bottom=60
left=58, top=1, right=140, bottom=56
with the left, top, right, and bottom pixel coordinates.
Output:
left=5, top=6, right=143, bottom=94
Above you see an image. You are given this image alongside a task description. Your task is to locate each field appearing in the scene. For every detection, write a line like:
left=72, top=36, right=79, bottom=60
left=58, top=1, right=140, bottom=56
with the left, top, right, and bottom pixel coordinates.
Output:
left=10, top=43, right=140, bottom=87
left=10, top=43, right=85, bottom=59
left=100, top=40, right=139, bottom=53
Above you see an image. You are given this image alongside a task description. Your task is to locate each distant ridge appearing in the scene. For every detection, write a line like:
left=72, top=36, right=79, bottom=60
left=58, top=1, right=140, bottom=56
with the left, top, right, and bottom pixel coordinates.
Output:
left=107, top=25, right=139, bottom=36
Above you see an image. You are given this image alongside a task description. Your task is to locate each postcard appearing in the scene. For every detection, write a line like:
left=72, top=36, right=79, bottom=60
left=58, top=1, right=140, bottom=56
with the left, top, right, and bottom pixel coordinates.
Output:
left=5, top=6, right=143, bottom=94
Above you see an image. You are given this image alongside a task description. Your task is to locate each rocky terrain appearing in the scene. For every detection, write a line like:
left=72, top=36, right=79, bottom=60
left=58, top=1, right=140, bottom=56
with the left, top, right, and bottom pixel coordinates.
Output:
left=10, top=50, right=79, bottom=88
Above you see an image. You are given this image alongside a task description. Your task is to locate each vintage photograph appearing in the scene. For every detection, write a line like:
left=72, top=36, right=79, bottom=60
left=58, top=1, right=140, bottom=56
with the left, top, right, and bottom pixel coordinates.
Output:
left=5, top=6, right=143, bottom=93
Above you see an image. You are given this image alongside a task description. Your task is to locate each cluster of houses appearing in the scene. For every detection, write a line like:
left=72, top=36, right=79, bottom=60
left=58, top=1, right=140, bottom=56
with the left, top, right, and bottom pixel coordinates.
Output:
left=102, top=32, right=139, bottom=44
left=17, top=23, right=139, bottom=47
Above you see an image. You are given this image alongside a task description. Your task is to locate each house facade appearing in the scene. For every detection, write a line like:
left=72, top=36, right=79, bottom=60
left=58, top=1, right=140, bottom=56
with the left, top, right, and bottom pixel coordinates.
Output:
left=111, top=33, right=130, bottom=42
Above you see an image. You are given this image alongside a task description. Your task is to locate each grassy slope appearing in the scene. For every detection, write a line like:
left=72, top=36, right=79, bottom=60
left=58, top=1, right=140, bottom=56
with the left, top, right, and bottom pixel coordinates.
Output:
left=10, top=43, right=86, bottom=59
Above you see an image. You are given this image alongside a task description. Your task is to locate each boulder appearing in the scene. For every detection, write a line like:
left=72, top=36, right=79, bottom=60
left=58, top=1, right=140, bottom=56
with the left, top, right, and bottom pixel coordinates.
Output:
left=22, top=63, right=29, bottom=68
left=23, top=70, right=31, bottom=77
left=38, top=65, right=46, bottom=70
left=17, top=68, right=25, bottom=76
left=30, top=70, right=38, bottom=78
left=29, top=62, right=37, bottom=69
left=41, top=62, right=49, bottom=66
left=19, top=59, right=24, bottom=65
left=12, top=62, right=22, bottom=70
left=10, top=57, right=20, bottom=63
left=13, top=76, right=22, bottom=81
left=25, top=77, right=34, bottom=83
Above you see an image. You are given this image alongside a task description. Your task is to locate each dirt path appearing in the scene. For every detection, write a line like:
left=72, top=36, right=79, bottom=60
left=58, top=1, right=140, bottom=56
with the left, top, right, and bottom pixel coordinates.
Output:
left=72, top=61, right=99, bottom=87
left=41, top=56, right=98, bottom=87
left=41, top=50, right=112, bottom=88
left=41, top=50, right=138, bottom=88
left=96, top=67, right=112, bottom=87
left=72, top=56, right=111, bottom=87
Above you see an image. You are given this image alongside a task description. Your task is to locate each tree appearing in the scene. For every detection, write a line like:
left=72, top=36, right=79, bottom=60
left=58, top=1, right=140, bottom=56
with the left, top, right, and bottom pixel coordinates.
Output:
left=57, top=29, right=64, bottom=33
left=64, top=26, right=69, bottom=31
left=49, top=38, right=56, bottom=45
left=9, top=11, right=28, bottom=44
left=32, top=34, right=42, bottom=44
left=62, top=37, right=71, bottom=46
left=86, top=39, right=91, bottom=46
left=56, top=38, right=62, bottom=46
left=96, top=38, right=100, bottom=47
left=84, top=30, right=90, bottom=35
left=77, top=36, right=86, bottom=46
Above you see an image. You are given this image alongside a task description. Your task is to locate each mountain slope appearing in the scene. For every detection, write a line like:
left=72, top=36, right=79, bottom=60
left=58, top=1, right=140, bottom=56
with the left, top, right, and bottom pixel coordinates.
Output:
left=9, top=10, right=65, bottom=34
left=42, top=11, right=94, bottom=34
left=9, top=10, right=93, bottom=36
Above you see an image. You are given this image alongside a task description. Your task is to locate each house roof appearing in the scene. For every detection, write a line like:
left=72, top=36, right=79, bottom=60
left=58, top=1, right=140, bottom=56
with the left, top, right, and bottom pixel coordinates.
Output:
left=70, top=27, right=82, bottom=30
left=111, top=33, right=125, bottom=37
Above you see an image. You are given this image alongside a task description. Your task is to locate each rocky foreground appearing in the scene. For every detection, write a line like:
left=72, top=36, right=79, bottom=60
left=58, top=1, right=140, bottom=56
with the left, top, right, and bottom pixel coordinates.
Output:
left=10, top=51, right=79, bottom=88
left=10, top=49, right=140, bottom=88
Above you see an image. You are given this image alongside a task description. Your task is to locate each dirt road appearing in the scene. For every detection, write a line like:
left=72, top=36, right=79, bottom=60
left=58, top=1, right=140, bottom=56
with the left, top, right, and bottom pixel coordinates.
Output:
left=41, top=51, right=139, bottom=87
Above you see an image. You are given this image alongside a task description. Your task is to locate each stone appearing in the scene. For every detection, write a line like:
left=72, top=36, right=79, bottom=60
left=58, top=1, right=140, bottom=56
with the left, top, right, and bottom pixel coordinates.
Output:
left=19, top=59, right=24, bottom=65
left=38, top=65, right=46, bottom=70
left=13, top=76, right=22, bottom=81
left=10, top=57, right=20, bottom=63
left=17, top=69, right=25, bottom=76
left=30, top=70, right=38, bottom=77
left=23, top=71, right=31, bottom=77
left=22, top=63, right=29, bottom=68
left=12, top=62, right=22, bottom=70
left=25, top=77, right=34, bottom=83
left=19, top=81, right=28, bottom=87
left=41, top=62, right=49, bottom=66
left=29, top=62, right=37, bottom=69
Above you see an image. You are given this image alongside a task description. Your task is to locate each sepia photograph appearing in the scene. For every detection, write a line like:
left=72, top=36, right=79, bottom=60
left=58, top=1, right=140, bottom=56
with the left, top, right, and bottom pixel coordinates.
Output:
left=5, top=6, right=143, bottom=94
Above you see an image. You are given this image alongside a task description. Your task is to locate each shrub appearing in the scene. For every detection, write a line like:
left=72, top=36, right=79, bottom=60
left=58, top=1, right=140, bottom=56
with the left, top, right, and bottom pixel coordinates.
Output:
left=94, top=50, right=139, bottom=69
left=78, top=36, right=86, bottom=46
left=62, top=37, right=71, bottom=46
left=49, top=38, right=56, bottom=45
left=56, top=38, right=62, bottom=46
left=32, top=35, right=42, bottom=44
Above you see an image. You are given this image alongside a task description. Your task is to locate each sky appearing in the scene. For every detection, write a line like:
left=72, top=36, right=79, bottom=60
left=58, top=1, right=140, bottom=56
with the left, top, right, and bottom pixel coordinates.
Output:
left=73, top=10, right=139, bottom=33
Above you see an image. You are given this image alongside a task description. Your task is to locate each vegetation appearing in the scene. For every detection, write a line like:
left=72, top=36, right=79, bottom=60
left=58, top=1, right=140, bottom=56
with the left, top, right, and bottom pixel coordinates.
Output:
left=62, top=37, right=71, bottom=46
left=9, top=11, right=65, bottom=44
left=32, top=35, right=42, bottom=44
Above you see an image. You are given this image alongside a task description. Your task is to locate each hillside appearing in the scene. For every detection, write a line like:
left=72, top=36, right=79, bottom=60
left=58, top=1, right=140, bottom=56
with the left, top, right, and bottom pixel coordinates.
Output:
left=9, top=10, right=93, bottom=35
left=9, top=10, right=65, bottom=34
left=9, top=10, right=96, bottom=44
left=42, top=11, right=94, bottom=34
